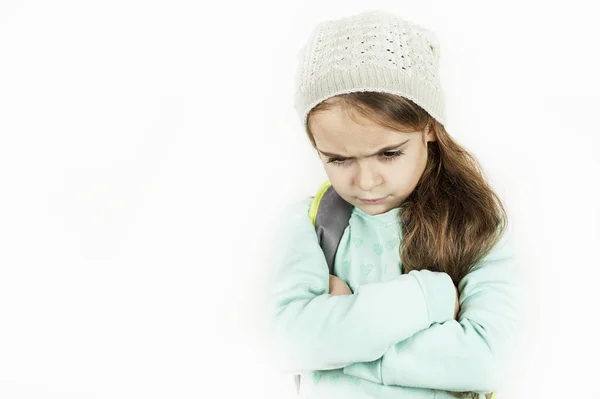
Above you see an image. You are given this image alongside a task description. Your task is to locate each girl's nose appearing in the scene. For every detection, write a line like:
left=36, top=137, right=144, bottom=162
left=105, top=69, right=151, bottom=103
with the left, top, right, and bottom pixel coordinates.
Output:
left=355, top=162, right=382, bottom=192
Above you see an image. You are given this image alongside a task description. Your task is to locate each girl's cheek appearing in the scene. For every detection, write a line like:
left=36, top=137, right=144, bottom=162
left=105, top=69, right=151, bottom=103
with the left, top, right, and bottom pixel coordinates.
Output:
left=328, top=174, right=347, bottom=190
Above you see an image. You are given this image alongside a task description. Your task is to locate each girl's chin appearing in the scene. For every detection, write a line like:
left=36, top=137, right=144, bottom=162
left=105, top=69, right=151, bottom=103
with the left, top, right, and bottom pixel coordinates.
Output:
left=355, top=203, right=392, bottom=214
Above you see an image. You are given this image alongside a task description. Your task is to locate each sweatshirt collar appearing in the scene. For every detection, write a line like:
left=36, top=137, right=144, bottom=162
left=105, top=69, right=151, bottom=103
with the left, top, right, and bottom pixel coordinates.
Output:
left=352, top=205, right=402, bottom=227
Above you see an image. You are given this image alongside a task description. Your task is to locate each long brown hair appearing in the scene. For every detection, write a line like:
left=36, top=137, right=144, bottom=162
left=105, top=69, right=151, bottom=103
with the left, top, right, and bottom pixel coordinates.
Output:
left=306, top=92, right=508, bottom=399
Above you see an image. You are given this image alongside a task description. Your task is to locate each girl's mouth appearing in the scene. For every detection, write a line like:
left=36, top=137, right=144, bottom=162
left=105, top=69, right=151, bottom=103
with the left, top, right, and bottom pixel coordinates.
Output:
left=359, top=196, right=388, bottom=204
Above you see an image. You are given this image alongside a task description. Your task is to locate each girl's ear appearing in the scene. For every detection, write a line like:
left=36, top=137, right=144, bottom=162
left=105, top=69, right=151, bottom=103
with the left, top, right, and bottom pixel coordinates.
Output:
left=424, top=122, right=437, bottom=143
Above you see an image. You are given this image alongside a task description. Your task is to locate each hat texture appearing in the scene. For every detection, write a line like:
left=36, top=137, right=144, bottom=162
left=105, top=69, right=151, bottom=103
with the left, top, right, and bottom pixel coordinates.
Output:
left=294, top=10, right=446, bottom=129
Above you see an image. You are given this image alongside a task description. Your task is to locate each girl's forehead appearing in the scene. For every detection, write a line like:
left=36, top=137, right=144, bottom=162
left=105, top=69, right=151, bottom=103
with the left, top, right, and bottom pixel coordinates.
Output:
left=311, top=104, right=377, bottom=132
left=311, top=106, right=414, bottom=147
left=316, top=127, right=403, bottom=148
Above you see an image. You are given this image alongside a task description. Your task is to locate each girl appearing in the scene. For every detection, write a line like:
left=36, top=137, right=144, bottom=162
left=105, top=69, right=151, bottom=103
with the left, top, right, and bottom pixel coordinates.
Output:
left=266, top=9, right=520, bottom=399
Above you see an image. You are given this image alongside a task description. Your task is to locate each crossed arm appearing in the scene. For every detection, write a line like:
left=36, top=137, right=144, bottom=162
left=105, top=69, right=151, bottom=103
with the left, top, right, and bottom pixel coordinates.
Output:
left=266, top=199, right=521, bottom=393
left=266, top=199, right=457, bottom=373
left=338, top=231, right=521, bottom=393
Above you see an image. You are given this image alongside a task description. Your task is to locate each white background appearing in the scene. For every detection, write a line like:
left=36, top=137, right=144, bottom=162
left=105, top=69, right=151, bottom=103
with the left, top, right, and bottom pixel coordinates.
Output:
left=1, top=0, right=598, bottom=398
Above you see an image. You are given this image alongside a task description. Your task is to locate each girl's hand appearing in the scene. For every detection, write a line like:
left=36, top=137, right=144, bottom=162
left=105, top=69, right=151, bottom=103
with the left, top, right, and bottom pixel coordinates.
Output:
left=454, top=286, right=460, bottom=320
left=329, top=274, right=352, bottom=296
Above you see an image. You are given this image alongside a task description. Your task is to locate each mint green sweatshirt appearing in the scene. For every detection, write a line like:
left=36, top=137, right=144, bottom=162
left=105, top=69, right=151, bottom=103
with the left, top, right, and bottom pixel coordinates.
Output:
left=266, top=197, right=521, bottom=399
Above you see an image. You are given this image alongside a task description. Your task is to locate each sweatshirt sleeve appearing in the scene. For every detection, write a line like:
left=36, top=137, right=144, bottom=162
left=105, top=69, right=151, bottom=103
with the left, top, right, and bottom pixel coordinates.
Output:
left=265, top=198, right=457, bottom=374
left=342, top=228, right=523, bottom=393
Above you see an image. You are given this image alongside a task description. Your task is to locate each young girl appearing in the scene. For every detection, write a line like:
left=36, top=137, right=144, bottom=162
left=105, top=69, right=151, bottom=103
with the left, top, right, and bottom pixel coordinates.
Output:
left=266, top=10, right=520, bottom=399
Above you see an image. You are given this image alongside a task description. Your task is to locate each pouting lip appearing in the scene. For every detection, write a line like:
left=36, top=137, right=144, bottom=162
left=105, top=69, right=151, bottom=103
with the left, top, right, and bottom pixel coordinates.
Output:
left=359, top=196, right=388, bottom=201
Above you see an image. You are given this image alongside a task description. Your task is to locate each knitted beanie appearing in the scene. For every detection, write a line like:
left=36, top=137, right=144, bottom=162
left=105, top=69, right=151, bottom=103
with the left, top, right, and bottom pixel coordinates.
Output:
left=294, top=10, right=446, bottom=130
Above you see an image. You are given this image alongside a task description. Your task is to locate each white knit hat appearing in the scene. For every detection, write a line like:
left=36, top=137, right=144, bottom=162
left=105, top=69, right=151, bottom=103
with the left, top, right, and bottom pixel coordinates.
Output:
left=294, top=10, right=446, bottom=129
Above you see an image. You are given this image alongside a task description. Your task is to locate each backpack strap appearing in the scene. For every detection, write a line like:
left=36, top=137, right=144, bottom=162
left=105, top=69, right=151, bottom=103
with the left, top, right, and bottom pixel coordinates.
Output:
left=295, top=181, right=353, bottom=393
left=309, top=181, right=354, bottom=275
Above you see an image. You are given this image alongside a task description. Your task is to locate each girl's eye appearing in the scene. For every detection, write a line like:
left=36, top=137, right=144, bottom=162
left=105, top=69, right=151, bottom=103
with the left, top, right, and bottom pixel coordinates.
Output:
left=326, top=150, right=404, bottom=166
left=327, top=157, right=349, bottom=166
left=381, top=150, right=404, bottom=162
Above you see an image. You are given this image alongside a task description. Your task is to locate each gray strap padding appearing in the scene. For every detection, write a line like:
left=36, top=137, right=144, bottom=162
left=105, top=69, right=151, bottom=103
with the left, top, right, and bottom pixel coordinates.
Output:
left=315, top=185, right=354, bottom=275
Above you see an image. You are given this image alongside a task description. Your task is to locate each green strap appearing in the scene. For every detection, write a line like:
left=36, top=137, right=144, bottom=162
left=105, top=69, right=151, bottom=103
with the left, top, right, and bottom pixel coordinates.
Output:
left=308, top=180, right=332, bottom=226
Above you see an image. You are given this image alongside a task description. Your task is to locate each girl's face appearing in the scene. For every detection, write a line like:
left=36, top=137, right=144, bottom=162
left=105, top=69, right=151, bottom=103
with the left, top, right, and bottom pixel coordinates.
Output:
left=309, top=103, right=436, bottom=216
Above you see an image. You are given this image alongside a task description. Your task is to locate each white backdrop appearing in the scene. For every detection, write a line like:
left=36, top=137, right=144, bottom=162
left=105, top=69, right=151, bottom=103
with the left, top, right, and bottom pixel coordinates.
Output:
left=0, top=1, right=598, bottom=398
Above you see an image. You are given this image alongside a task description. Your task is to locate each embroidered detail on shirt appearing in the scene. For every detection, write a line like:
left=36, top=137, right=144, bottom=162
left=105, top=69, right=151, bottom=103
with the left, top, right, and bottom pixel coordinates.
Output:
left=350, top=376, right=362, bottom=385
left=385, top=239, right=397, bottom=251
left=352, top=237, right=364, bottom=248
left=372, top=243, right=383, bottom=255
left=312, top=371, right=322, bottom=384
left=360, top=263, right=374, bottom=275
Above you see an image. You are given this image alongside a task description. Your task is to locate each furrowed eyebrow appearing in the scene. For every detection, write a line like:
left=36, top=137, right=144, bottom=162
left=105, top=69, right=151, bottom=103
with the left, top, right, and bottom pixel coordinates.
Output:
left=317, top=139, right=410, bottom=159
